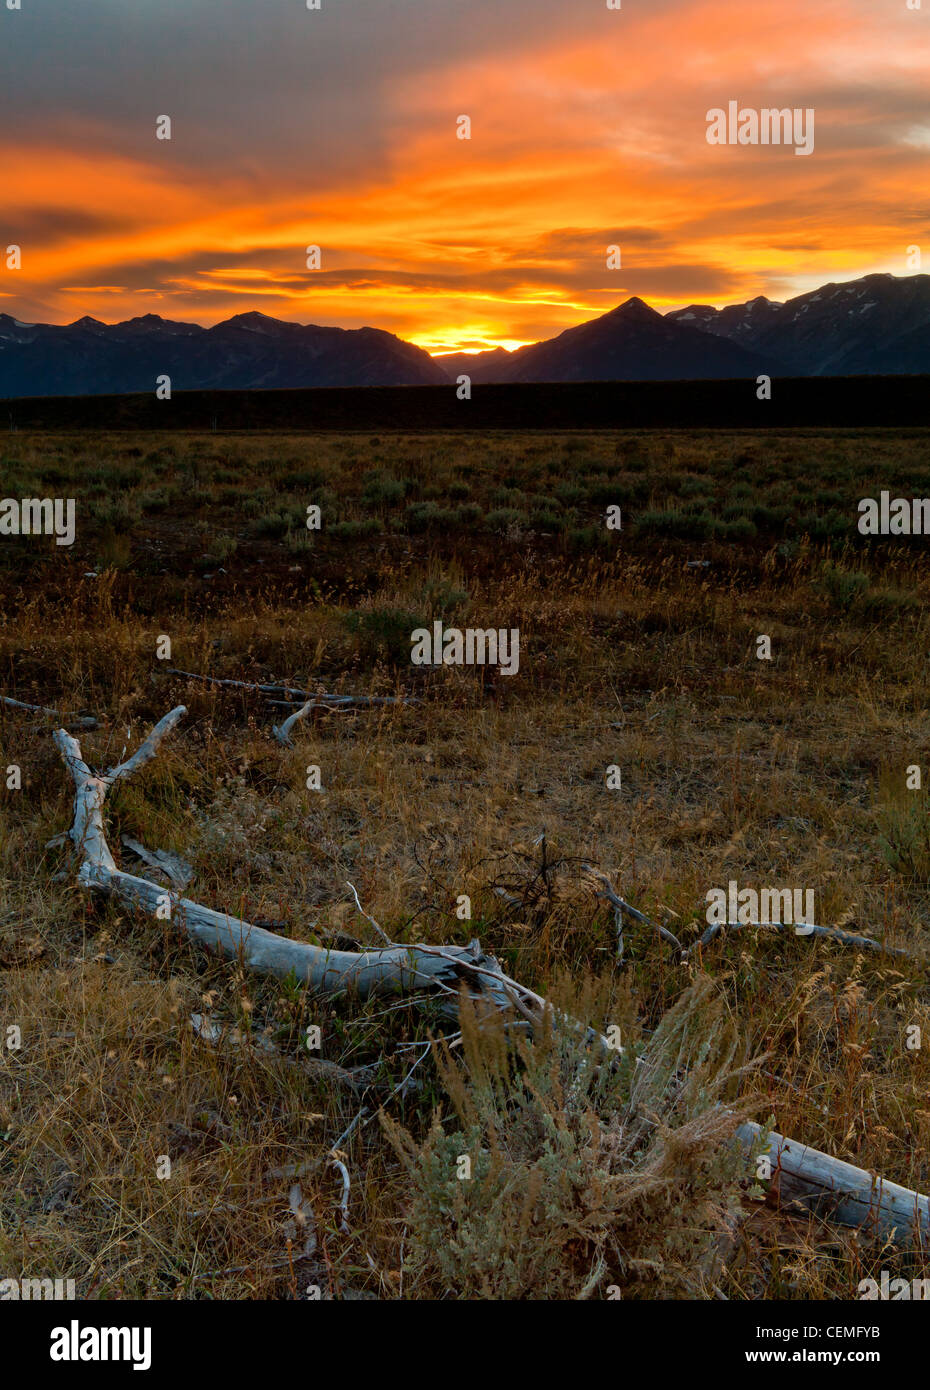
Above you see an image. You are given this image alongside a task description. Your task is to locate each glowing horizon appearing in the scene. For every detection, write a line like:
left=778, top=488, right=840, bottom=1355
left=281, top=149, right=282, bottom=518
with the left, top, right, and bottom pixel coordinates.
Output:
left=1, top=0, right=927, bottom=355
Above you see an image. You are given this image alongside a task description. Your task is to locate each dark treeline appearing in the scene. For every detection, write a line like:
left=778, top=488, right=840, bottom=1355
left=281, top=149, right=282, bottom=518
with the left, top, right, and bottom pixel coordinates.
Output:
left=2, top=376, right=928, bottom=432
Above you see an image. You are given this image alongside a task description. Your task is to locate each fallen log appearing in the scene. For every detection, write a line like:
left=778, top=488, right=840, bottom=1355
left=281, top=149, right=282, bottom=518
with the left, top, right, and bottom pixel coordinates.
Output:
left=273, top=700, right=352, bottom=747
left=698, top=918, right=914, bottom=959
left=166, top=669, right=309, bottom=700
left=121, top=836, right=194, bottom=890
left=165, top=667, right=421, bottom=746
left=166, top=668, right=420, bottom=713
left=51, top=705, right=929, bottom=1248
left=736, top=1121, right=929, bottom=1247
left=2, top=695, right=98, bottom=730
left=52, top=707, right=562, bottom=1026
left=583, top=866, right=684, bottom=958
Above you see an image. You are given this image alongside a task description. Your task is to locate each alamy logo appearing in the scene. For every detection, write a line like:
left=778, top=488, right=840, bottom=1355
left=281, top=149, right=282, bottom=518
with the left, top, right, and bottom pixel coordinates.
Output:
left=50, top=1320, right=151, bottom=1371
left=706, top=880, right=815, bottom=928
left=859, top=1272, right=930, bottom=1300
left=410, top=622, right=520, bottom=676
left=0, top=1276, right=76, bottom=1299
left=858, top=493, right=930, bottom=535
left=0, top=497, right=76, bottom=547
left=706, top=102, right=815, bottom=156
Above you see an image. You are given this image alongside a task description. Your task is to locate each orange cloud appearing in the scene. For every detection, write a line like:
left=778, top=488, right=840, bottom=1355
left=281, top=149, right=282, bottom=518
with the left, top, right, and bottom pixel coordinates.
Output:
left=2, top=0, right=927, bottom=350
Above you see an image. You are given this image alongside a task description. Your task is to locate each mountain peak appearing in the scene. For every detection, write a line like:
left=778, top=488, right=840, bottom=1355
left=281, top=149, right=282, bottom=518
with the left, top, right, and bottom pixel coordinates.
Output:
left=612, top=295, right=661, bottom=322
left=223, top=310, right=288, bottom=329
left=115, top=313, right=200, bottom=335
left=212, top=310, right=312, bottom=339
left=116, top=313, right=168, bottom=330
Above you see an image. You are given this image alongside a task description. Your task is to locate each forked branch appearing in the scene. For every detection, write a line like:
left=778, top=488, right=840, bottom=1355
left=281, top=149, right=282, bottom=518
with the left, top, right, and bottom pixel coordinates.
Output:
left=53, top=708, right=541, bottom=1018
left=51, top=707, right=930, bottom=1246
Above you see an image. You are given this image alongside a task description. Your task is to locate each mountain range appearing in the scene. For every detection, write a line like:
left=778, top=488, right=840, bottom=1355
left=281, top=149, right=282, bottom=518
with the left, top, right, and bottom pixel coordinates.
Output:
left=0, top=311, right=449, bottom=397
left=1, top=272, right=928, bottom=397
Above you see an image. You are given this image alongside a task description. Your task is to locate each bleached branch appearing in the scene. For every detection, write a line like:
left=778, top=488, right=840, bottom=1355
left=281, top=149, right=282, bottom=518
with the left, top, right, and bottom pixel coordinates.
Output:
left=736, top=1121, right=930, bottom=1247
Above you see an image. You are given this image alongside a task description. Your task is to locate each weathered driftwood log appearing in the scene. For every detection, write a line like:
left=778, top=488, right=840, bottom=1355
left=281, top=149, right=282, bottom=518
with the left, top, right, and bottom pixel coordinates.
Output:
left=52, top=705, right=930, bottom=1246
left=272, top=700, right=351, bottom=747
left=166, top=670, right=310, bottom=700
left=271, top=695, right=420, bottom=745
left=164, top=668, right=420, bottom=747
left=121, top=836, right=194, bottom=889
left=1, top=694, right=98, bottom=730
left=53, top=707, right=556, bottom=1021
left=699, top=918, right=913, bottom=959
left=166, top=668, right=420, bottom=710
left=736, top=1122, right=930, bottom=1246
left=583, top=866, right=684, bottom=958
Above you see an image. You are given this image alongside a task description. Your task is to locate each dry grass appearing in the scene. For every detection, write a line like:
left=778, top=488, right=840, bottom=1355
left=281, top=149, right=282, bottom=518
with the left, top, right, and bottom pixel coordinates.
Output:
left=2, top=428, right=930, bottom=1299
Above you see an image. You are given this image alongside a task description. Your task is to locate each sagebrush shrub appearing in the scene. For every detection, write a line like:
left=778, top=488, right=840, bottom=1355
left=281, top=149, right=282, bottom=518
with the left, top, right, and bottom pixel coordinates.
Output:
left=385, top=976, right=760, bottom=1299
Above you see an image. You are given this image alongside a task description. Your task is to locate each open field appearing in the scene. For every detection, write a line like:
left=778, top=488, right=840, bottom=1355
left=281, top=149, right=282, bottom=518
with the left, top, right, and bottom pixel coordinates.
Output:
left=2, top=428, right=930, bottom=1299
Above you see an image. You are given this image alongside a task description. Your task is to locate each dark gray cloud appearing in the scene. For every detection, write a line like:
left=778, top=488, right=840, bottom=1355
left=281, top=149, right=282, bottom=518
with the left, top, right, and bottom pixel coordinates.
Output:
left=1, top=0, right=923, bottom=337
left=1, top=0, right=652, bottom=181
left=5, top=206, right=133, bottom=246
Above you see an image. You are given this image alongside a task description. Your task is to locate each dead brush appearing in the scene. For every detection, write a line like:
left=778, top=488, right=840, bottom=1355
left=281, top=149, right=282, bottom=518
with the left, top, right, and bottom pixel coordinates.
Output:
left=383, top=974, right=762, bottom=1299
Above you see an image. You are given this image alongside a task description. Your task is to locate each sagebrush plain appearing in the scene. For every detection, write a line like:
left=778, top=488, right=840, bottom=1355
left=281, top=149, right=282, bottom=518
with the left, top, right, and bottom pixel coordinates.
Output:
left=2, top=427, right=930, bottom=1300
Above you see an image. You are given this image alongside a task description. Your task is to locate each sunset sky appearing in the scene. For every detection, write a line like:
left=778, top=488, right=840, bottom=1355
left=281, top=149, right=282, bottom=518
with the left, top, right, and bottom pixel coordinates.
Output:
left=1, top=0, right=928, bottom=354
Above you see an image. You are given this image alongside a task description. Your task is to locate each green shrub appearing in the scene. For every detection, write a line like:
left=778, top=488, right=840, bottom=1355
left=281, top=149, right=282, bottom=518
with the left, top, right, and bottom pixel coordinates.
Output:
left=243, top=488, right=276, bottom=517
left=344, top=605, right=423, bottom=664
left=636, top=508, right=714, bottom=541
left=90, top=493, right=142, bottom=527
left=564, top=524, right=604, bottom=552
left=749, top=504, right=791, bottom=531
left=328, top=518, right=383, bottom=541
left=860, top=586, right=918, bottom=618
left=491, top=487, right=526, bottom=507
left=530, top=493, right=563, bottom=513
left=532, top=510, right=566, bottom=532
left=204, top=533, right=238, bottom=564
left=486, top=507, right=527, bottom=531
left=716, top=516, right=757, bottom=541
left=592, top=477, right=650, bottom=507
left=815, top=563, right=870, bottom=611
left=285, top=467, right=334, bottom=490
left=247, top=508, right=302, bottom=539
left=679, top=477, right=714, bottom=499
left=419, top=574, right=469, bottom=615
left=799, top=509, right=847, bottom=542
left=878, top=792, right=930, bottom=883
left=363, top=471, right=408, bottom=505
left=139, top=487, right=172, bottom=514
left=404, top=501, right=459, bottom=533
left=384, top=977, right=756, bottom=1300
